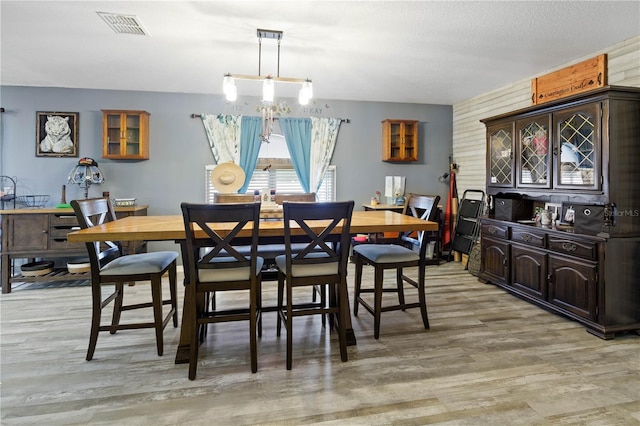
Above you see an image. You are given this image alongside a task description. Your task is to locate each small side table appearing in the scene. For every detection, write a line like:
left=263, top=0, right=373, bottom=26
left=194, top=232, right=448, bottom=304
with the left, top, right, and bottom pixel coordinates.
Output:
left=362, top=203, right=404, bottom=212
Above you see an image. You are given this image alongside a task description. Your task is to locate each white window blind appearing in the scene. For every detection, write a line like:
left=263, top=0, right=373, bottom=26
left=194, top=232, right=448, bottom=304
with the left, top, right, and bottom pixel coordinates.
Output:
left=205, top=165, right=336, bottom=203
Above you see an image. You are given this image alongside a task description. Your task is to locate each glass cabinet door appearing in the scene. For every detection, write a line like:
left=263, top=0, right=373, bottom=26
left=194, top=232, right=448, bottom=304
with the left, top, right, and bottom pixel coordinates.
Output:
left=389, top=122, right=401, bottom=159
left=125, top=113, right=141, bottom=156
left=402, top=122, right=416, bottom=160
left=554, top=103, right=600, bottom=191
left=487, top=122, right=514, bottom=188
left=516, top=115, right=551, bottom=188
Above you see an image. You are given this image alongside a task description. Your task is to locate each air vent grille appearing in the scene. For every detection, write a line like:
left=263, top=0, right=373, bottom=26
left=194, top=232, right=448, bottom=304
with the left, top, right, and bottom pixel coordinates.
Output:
left=97, top=12, right=149, bottom=36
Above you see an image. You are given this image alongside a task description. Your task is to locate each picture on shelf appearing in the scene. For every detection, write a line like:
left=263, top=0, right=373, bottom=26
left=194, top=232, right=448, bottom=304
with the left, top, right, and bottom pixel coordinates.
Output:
left=544, top=202, right=562, bottom=223
left=36, top=111, right=79, bottom=157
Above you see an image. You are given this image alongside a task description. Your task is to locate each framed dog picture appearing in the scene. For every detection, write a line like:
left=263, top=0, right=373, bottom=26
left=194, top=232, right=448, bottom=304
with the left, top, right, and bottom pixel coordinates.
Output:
left=36, top=111, right=79, bottom=157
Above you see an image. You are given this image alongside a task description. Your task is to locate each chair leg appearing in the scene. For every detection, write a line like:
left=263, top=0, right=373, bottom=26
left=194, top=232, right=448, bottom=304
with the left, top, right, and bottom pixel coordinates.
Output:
left=169, top=262, right=179, bottom=327
left=250, top=279, right=258, bottom=373
left=337, top=280, right=348, bottom=362
left=353, top=256, right=363, bottom=316
left=188, top=287, right=200, bottom=380
left=318, top=285, right=327, bottom=327
left=256, top=278, right=262, bottom=338
left=396, top=268, right=406, bottom=310
left=110, top=283, right=124, bottom=334
left=86, top=282, right=103, bottom=361
left=276, top=273, right=285, bottom=337
left=417, top=266, right=430, bottom=330
left=286, top=280, right=293, bottom=370
left=150, top=276, right=164, bottom=356
left=374, top=267, right=384, bottom=339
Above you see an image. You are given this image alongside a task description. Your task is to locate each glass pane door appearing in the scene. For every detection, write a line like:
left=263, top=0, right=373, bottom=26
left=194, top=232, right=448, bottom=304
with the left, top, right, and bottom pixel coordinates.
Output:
left=554, top=103, right=600, bottom=191
left=517, top=115, right=551, bottom=188
left=106, top=113, right=122, bottom=156
left=125, top=114, right=140, bottom=156
left=488, top=123, right=514, bottom=187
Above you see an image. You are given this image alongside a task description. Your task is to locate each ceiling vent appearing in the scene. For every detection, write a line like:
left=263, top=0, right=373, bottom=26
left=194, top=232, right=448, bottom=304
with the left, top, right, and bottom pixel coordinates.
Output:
left=97, top=12, right=149, bottom=36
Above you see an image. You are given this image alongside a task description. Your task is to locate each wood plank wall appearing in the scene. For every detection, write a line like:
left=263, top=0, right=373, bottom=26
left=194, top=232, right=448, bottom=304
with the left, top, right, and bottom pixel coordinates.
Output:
left=452, top=36, right=640, bottom=201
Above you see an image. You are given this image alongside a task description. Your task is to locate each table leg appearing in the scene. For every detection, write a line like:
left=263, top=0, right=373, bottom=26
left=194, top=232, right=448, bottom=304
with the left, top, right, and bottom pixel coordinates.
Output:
left=175, top=283, right=191, bottom=364
left=1, top=254, right=11, bottom=294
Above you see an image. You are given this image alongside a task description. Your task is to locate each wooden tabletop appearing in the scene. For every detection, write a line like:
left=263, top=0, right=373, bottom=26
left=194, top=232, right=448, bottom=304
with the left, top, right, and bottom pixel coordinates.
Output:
left=67, top=210, right=438, bottom=242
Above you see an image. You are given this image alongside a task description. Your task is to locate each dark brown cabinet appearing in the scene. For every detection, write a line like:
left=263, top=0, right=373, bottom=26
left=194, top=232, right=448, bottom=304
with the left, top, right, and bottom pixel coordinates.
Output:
left=511, top=244, right=547, bottom=300
left=479, top=218, right=614, bottom=337
left=548, top=254, right=597, bottom=321
left=479, top=86, right=640, bottom=339
left=1, top=206, right=148, bottom=293
left=480, top=235, right=510, bottom=286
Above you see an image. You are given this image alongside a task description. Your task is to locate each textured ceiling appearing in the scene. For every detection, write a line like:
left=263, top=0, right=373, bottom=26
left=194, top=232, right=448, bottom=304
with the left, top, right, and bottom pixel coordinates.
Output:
left=1, top=1, right=639, bottom=105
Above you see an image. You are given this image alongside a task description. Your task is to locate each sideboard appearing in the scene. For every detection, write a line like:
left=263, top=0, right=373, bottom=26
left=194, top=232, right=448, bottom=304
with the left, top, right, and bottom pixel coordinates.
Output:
left=1, top=205, right=148, bottom=293
left=479, top=86, right=640, bottom=339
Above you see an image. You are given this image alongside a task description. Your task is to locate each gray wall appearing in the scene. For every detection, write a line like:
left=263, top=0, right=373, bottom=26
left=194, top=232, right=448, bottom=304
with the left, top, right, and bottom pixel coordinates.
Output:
left=0, top=86, right=452, bottom=250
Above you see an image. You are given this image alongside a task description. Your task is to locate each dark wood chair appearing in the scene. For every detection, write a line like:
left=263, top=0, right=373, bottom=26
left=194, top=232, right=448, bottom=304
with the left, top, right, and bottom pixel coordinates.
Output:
left=180, top=202, right=263, bottom=379
left=352, top=193, right=440, bottom=339
left=71, top=198, right=179, bottom=361
left=275, top=200, right=354, bottom=369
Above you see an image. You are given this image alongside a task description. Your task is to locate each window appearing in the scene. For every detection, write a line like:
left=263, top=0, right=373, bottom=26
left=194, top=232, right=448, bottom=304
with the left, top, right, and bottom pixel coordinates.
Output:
left=205, top=134, right=336, bottom=203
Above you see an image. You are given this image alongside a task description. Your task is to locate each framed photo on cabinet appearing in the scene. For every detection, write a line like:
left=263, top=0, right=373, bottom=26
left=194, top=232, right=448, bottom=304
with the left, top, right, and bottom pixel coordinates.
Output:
left=36, top=111, right=79, bottom=157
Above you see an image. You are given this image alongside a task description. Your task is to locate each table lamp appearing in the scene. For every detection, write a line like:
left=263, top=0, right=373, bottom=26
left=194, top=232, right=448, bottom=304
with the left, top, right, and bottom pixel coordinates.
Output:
left=67, top=157, right=105, bottom=199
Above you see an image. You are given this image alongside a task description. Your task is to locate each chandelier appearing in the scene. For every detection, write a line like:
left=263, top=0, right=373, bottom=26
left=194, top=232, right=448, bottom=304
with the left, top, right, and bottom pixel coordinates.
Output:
left=222, top=29, right=313, bottom=142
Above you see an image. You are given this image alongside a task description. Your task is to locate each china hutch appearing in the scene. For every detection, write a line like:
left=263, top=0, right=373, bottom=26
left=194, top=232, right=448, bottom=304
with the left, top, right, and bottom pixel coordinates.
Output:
left=478, top=86, right=640, bottom=339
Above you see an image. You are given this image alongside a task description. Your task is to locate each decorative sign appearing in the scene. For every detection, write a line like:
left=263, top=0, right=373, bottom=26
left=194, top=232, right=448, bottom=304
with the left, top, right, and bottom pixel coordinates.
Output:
left=531, top=54, right=607, bottom=105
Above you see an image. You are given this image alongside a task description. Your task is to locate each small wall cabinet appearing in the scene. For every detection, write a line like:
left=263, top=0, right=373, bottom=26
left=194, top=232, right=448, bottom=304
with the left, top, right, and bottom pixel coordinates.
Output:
left=102, top=110, right=150, bottom=160
left=382, top=119, right=418, bottom=162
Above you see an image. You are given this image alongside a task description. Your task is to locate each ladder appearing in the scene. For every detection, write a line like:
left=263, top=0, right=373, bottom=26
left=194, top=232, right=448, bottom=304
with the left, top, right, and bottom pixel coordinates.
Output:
left=450, top=190, right=485, bottom=268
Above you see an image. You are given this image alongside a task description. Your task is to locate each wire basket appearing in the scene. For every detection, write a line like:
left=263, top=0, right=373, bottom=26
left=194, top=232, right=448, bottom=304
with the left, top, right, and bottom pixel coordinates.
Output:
left=16, top=195, right=50, bottom=208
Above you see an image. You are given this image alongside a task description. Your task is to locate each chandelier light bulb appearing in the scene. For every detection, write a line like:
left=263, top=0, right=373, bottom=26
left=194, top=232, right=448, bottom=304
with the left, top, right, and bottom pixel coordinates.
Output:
left=262, top=78, right=275, bottom=103
left=302, top=80, right=313, bottom=99
left=223, top=74, right=234, bottom=91
left=299, top=88, right=310, bottom=105
left=225, top=84, right=237, bottom=101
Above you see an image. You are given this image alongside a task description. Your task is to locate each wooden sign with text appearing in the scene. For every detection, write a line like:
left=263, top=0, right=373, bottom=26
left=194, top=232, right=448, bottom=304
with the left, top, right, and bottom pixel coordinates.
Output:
left=531, top=54, right=607, bottom=105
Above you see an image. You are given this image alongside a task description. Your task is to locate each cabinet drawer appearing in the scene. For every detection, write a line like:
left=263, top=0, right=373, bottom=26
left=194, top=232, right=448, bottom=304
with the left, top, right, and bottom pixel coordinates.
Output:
left=548, top=237, right=597, bottom=261
left=49, top=238, right=86, bottom=251
left=50, top=215, right=79, bottom=226
left=511, top=228, right=545, bottom=247
left=482, top=223, right=509, bottom=239
left=49, top=227, right=76, bottom=239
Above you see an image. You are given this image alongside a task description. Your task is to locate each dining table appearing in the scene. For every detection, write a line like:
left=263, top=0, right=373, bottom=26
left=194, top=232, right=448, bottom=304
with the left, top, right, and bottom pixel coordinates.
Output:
left=67, top=209, right=439, bottom=364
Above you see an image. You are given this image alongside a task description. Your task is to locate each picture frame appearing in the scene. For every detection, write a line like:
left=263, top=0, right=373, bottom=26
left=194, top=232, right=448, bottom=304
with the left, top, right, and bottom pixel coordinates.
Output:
left=545, top=202, right=563, bottom=223
left=559, top=202, right=576, bottom=225
left=36, top=111, right=79, bottom=157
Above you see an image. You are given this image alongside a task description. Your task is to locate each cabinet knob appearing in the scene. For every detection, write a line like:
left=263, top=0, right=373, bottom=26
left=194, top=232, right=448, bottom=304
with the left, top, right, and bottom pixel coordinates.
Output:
left=521, top=234, right=531, bottom=242
left=561, top=242, right=577, bottom=252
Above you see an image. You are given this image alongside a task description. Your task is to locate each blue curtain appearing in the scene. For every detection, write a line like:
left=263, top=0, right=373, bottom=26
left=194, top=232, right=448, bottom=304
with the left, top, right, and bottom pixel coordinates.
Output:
left=279, top=118, right=312, bottom=192
left=238, top=116, right=262, bottom=193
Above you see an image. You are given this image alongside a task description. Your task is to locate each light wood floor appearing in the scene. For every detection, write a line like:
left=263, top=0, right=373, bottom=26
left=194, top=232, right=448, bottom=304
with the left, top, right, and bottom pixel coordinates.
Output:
left=1, top=261, right=639, bottom=425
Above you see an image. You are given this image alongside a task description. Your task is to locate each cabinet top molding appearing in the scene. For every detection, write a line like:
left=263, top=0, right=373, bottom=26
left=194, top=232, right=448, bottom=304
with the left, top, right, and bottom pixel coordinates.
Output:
left=531, top=54, right=607, bottom=106
left=480, top=85, right=640, bottom=124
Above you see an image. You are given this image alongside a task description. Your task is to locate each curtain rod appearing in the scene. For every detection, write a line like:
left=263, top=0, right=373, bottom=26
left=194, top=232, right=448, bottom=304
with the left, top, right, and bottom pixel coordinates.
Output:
left=190, top=113, right=349, bottom=123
